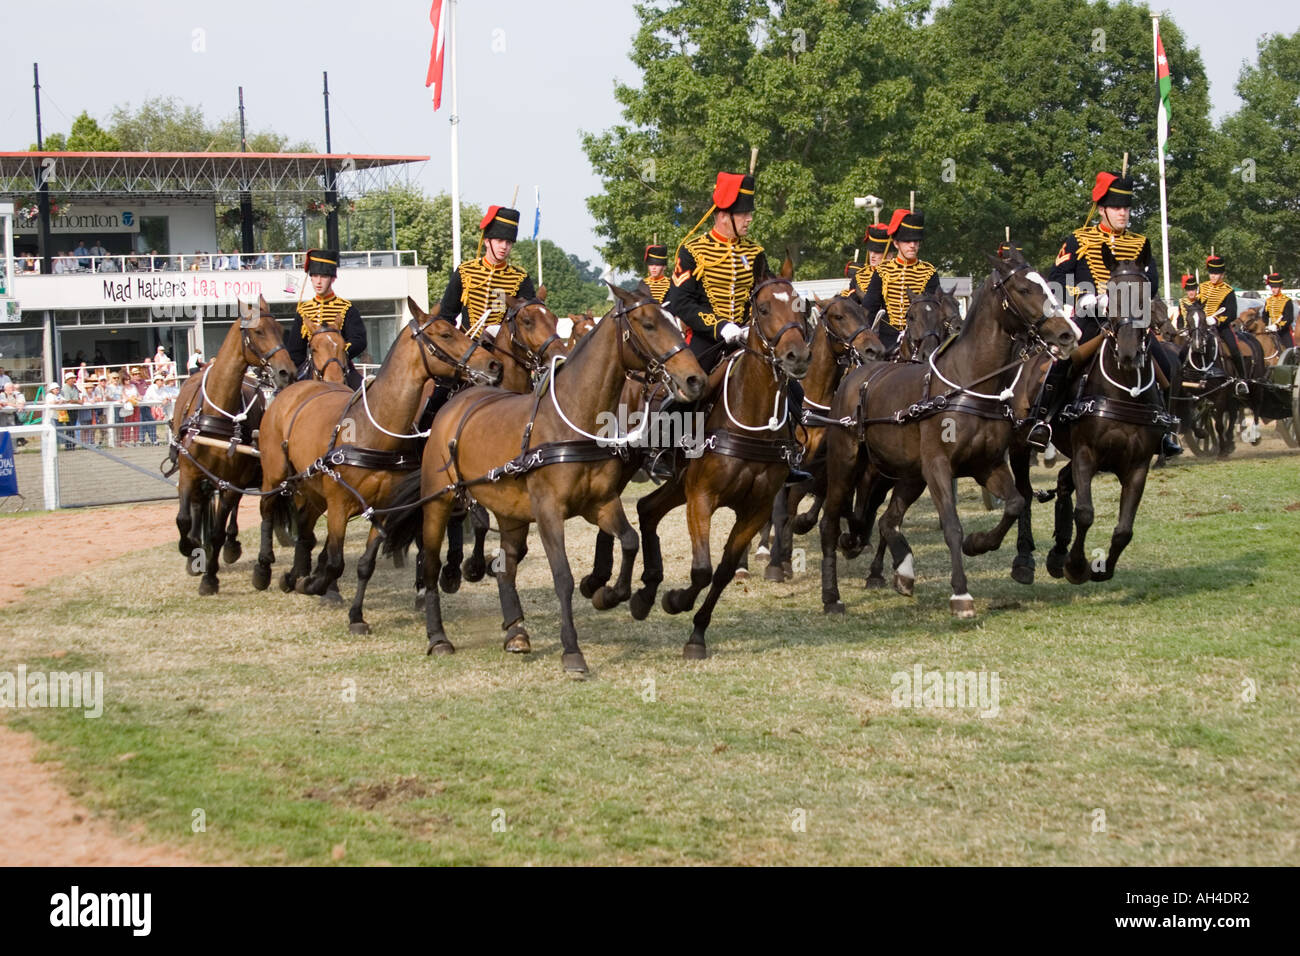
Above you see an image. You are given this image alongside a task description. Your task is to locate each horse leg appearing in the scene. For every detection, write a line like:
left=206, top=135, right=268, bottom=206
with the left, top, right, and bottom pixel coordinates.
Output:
left=778, top=489, right=796, bottom=580
left=920, top=458, right=977, bottom=618
left=1063, top=449, right=1098, bottom=585
left=1010, top=445, right=1037, bottom=585
left=587, top=499, right=639, bottom=611
left=490, top=522, right=532, bottom=654
left=222, top=490, right=243, bottom=564
left=462, top=503, right=490, bottom=582
left=301, top=504, right=348, bottom=599
left=791, top=491, right=822, bottom=535
left=630, top=479, right=687, bottom=620
left=422, top=496, right=456, bottom=655
left=176, top=478, right=194, bottom=559
left=532, top=510, right=588, bottom=674
left=282, top=505, right=318, bottom=593
left=765, top=492, right=789, bottom=581
left=347, top=527, right=384, bottom=634
left=879, top=481, right=926, bottom=598
left=440, top=512, right=465, bottom=593
left=198, top=489, right=239, bottom=596
left=663, top=486, right=717, bottom=616
left=818, top=433, right=860, bottom=613
left=962, top=461, right=1025, bottom=557
left=866, top=530, right=889, bottom=589
left=685, top=500, right=772, bottom=660
left=414, top=543, right=426, bottom=610
left=581, top=530, right=615, bottom=599
left=252, top=493, right=277, bottom=591
left=1093, top=460, right=1149, bottom=581
left=1045, top=465, right=1075, bottom=578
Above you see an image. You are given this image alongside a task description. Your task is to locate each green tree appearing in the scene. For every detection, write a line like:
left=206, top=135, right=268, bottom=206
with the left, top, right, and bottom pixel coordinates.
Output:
left=512, top=240, right=611, bottom=315
left=349, top=186, right=483, bottom=302
left=1216, top=29, right=1300, bottom=285
left=30, top=111, right=121, bottom=151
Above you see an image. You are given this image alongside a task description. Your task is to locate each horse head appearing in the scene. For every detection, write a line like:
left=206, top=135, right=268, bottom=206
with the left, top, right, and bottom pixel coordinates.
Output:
left=405, top=297, right=502, bottom=386
left=1184, top=298, right=1214, bottom=358
left=1101, top=243, right=1152, bottom=372
left=237, top=295, right=297, bottom=390
left=749, top=262, right=811, bottom=379
left=814, top=296, right=885, bottom=364
left=502, top=293, right=570, bottom=371
left=308, top=324, right=349, bottom=384
left=983, top=247, right=1078, bottom=358
left=607, top=284, right=704, bottom=402
left=901, top=290, right=956, bottom=362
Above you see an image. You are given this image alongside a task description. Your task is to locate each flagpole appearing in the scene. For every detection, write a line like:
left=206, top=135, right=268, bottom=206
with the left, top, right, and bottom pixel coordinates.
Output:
left=534, top=185, right=543, bottom=287
left=1153, top=15, right=1172, bottom=305
left=449, top=0, right=462, bottom=267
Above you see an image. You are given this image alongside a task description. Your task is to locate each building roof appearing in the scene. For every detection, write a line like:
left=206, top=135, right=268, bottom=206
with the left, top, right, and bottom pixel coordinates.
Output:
left=0, top=152, right=428, bottom=201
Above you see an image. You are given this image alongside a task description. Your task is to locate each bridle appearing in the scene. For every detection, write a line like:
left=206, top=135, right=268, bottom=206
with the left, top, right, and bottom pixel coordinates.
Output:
left=743, top=277, right=810, bottom=376
left=902, top=292, right=955, bottom=362
left=610, top=295, right=689, bottom=395
left=309, top=325, right=349, bottom=381
left=407, top=317, right=496, bottom=386
left=478, top=299, right=565, bottom=380
left=820, top=300, right=876, bottom=368
left=239, top=309, right=289, bottom=381
left=989, top=261, right=1072, bottom=356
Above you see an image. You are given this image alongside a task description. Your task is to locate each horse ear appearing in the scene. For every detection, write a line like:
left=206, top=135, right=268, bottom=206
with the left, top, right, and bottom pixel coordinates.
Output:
left=608, top=281, right=636, bottom=305
left=406, top=296, right=427, bottom=321
left=238, top=299, right=256, bottom=328
left=536, top=285, right=548, bottom=303
left=258, top=294, right=271, bottom=314
left=985, top=250, right=1011, bottom=272
left=780, top=251, right=795, bottom=280
left=635, top=279, right=654, bottom=300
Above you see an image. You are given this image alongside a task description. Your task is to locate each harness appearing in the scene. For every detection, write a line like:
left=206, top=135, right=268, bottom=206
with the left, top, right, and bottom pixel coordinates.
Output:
left=308, top=326, right=350, bottom=381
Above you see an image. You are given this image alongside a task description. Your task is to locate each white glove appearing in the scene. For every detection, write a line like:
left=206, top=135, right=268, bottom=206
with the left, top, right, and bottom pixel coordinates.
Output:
left=1075, top=293, right=1108, bottom=314
left=719, top=322, right=746, bottom=345
left=1267, top=324, right=1278, bottom=332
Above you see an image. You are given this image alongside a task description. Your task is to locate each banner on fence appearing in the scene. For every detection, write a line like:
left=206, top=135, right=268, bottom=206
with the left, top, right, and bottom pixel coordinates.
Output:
left=0, top=432, right=18, bottom=497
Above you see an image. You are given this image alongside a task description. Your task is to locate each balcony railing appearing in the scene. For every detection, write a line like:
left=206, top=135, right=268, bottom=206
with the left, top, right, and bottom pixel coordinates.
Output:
left=7, top=250, right=420, bottom=276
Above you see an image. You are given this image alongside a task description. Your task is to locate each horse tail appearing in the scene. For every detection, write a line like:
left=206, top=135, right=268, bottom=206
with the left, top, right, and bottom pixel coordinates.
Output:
left=193, top=486, right=218, bottom=553
left=270, top=494, right=299, bottom=547
left=379, top=470, right=425, bottom=559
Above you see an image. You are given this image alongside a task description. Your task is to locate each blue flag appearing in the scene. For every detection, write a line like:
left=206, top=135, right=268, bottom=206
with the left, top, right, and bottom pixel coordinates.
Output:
left=533, top=197, right=541, bottom=241
left=0, top=431, right=18, bottom=497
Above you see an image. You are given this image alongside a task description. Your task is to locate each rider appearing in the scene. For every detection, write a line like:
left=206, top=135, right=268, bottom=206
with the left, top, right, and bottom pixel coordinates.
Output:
left=842, top=222, right=891, bottom=299
left=642, top=244, right=671, bottom=303
left=859, top=208, right=941, bottom=354
left=1262, top=272, right=1295, bottom=350
left=1033, top=170, right=1182, bottom=457
left=1177, top=274, right=1199, bottom=327
left=653, top=170, right=810, bottom=483
left=437, top=205, right=536, bottom=332
left=1197, top=253, right=1249, bottom=397
left=287, top=249, right=367, bottom=388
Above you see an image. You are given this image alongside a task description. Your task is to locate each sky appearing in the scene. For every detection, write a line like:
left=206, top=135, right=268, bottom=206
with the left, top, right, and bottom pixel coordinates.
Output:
left=1, top=0, right=1296, bottom=270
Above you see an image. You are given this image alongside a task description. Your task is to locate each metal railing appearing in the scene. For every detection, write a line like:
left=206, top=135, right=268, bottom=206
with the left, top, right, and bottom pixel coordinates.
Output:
left=9, top=249, right=419, bottom=275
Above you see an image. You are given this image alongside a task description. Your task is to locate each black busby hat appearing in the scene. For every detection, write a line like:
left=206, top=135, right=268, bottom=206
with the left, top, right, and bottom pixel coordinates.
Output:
left=644, top=244, right=668, bottom=266
left=888, top=208, right=925, bottom=242
left=864, top=223, right=890, bottom=251
left=1092, top=172, right=1135, bottom=208
left=1206, top=253, right=1226, bottom=272
left=1181, top=273, right=1198, bottom=293
left=1266, top=272, right=1283, bottom=287
left=480, top=206, right=520, bottom=242
left=304, top=249, right=339, bottom=277
left=713, top=172, right=755, bottom=214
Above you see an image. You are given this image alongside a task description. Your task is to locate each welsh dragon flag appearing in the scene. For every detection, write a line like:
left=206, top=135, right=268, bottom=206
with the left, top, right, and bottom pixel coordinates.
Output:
left=1156, top=27, right=1171, bottom=157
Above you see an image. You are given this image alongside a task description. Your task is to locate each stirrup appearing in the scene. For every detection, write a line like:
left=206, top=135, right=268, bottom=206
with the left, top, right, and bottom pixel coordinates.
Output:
left=1025, top=420, right=1052, bottom=452
left=1161, top=431, right=1183, bottom=457
left=1234, top=380, right=1249, bottom=398
left=646, top=448, right=677, bottom=483
left=784, top=466, right=813, bottom=487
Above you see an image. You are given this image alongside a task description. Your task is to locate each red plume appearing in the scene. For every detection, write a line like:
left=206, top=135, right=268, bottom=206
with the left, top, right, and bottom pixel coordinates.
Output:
left=886, top=208, right=910, bottom=236
left=479, top=206, right=501, bottom=231
left=1091, top=172, right=1118, bottom=203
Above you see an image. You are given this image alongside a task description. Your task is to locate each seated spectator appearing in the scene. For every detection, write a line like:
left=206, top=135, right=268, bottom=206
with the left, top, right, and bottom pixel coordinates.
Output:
left=214, top=249, right=229, bottom=271
left=53, top=251, right=72, bottom=275
left=187, top=346, right=204, bottom=373
left=73, top=240, right=91, bottom=270
left=0, top=381, right=26, bottom=427
left=99, top=255, right=120, bottom=273
left=0, top=367, right=10, bottom=388
left=125, top=255, right=142, bottom=272
left=19, top=253, right=38, bottom=273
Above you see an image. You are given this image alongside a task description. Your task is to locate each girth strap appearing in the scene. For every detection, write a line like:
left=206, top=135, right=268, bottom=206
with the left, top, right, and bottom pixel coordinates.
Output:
left=325, top=444, right=422, bottom=471
left=697, top=429, right=802, bottom=466
left=1059, top=395, right=1178, bottom=430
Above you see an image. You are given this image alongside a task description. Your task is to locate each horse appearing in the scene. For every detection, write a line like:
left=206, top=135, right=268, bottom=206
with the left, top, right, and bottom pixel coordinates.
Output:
left=381, top=283, right=705, bottom=673
left=1240, top=309, right=1284, bottom=367
left=565, top=311, right=597, bottom=349
left=168, top=296, right=297, bottom=595
left=760, top=294, right=885, bottom=582
left=306, top=324, right=351, bottom=384
left=1175, top=300, right=1242, bottom=458
left=1040, top=248, right=1175, bottom=583
left=626, top=274, right=812, bottom=660
left=251, top=297, right=502, bottom=623
left=818, top=248, right=1078, bottom=618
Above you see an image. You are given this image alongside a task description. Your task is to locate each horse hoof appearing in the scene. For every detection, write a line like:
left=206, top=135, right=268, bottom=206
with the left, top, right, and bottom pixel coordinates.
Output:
left=251, top=564, right=271, bottom=591
left=414, top=588, right=426, bottom=611
left=734, top=568, right=749, bottom=582
left=893, top=573, right=915, bottom=597
left=782, top=561, right=793, bottom=578
left=294, top=577, right=310, bottom=594
left=662, top=589, right=692, bottom=615
left=764, top=564, right=785, bottom=583
left=950, top=593, right=976, bottom=618
left=185, top=559, right=202, bottom=577
left=591, top=586, right=625, bottom=611
left=320, top=590, right=343, bottom=607
left=1091, top=569, right=1114, bottom=582
left=682, top=642, right=708, bottom=661
left=578, top=574, right=603, bottom=599
left=1011, top=562, right=1035, bottom=586
left=629, top=591, right=653, bottom=621
left=280, top=573, right=296, bottom=593
left=824, top=601, right=846, bottom=615
left=792, top=515, right=816, bottom=535
left=864, top=574, right=886, bottom=590
left=222, top=541, right=243, bottom=565
left=198, top=578, right=219, bottom=597
left=504, top=630, right=532, bottom=654
left=1045, top=551, right=1065, bottom=579
left=562, top=651, right=589, bottom=675
left=1064, top=563, right=1090, bottom=585
left=426, top=639, right=455, bottom=656
left=462, top=556, right=486, bottom=583
left=349, top=621, right=371, bottom=635
left=439, top=566, right=462, bottom=594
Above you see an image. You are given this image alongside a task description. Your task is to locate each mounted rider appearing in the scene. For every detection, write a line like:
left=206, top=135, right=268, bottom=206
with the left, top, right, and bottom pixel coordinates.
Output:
left=286, top=249, right=367, bottom=389
left=1176, top=273, right=1199, bottom=327
left=859, top=208, right=941, bottom=354
left=1197, top=253, right=1249, bottom=397
left=842, top=222, right=891, bottom=299
left=437, top=205, right=536, bottom=332
left=1029, top=170, right=1182, bottom=457
left=642, top=244, right=671, bottom=303
left=1262, top=272, right=1295, bottom=350
left=654, top=170, right=810, bottom=483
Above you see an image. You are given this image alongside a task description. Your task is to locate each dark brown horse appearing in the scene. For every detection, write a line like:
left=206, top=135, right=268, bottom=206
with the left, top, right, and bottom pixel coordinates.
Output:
left=168, top=297, right=297, bottom=595
left=1040, top=250, right=1174, bottom=583
left=251, top=298, right=501, bottom=616
left=627, top=276, right=812, bottom=659
left=818, top=249, right=1078, bottom=617
left=382, top=284, right=704, bottom=673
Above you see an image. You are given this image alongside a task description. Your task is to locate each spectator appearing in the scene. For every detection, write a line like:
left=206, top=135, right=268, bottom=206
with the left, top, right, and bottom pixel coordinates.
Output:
left=88, top=239, right=109, bottom=265
left=125, top=254, right=142, bottom=272
left=53, top=251, right=72, bottom=275
left=0, top=381, right=26, bottom=428
left=19, top=253, right=38, bottom=273
left=73, top=240, right=91, bottom=270
left=99, top=255, right=120, bottom=273
left=152, top=345, right=173, bottom=379
left=162, top=372, right=179, bottom=420
left=0, top=367, right=10, bottom=388
left=120, top=371, right=142, bottom=445
left=187, top=346, right=204, bottom=373
left=47, top=378, right=78, bottom=449
left=103, top=370, right=125, bottom=436
left=142, top=374, right=167, bottom=444
left=88, top=374, right=108, bottom=444
left=214, top=249, right=229, bottom=271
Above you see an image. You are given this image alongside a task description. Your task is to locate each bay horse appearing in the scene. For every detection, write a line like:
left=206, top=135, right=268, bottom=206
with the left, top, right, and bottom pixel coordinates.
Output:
left=251, top=298, right=502, bottom=615
left=168, top=296, right=297, bottom=595
left=1240, top=309, right=1284, bottom=366
left=382, top=283, right=704, bottom=673
left=760, top=294, right=884, bottom=582
left=627, top=275, right=812, bottom=660
left=1041, top=248, right=1176, bottom=583
left=818, top=248, right=1078, bottom=618
left=1176, top=300, right=1241, bottom=458
left=306, top=325, right=350, bottom=384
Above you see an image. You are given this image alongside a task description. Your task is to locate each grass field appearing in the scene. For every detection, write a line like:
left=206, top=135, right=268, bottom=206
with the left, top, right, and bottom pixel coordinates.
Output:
left=3, top=450, right=1299, bottom=865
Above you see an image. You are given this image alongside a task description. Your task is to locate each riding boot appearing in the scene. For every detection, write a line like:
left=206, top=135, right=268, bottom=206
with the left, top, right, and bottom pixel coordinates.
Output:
left=647, top=396, right=690, bottom=481
left=1023, top=361, right=1065, bottom=451
left=783, top=379, right=813, bottom=485
left=1220, top=327, right=1250, bottom=397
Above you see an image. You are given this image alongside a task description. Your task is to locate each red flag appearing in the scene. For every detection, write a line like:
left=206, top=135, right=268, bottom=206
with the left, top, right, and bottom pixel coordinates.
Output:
left=425, top=1, right=447, bottom=110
